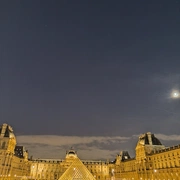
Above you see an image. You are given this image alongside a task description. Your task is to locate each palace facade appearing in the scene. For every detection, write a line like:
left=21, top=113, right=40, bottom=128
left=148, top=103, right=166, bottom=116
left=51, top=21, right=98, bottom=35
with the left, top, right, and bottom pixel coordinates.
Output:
left=0, top=123, right=180, bottom=180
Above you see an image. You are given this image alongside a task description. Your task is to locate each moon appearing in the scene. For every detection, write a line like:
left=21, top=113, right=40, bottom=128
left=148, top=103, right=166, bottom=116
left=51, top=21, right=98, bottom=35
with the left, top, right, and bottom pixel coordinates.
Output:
left=171, top=90, right=179, bottom=99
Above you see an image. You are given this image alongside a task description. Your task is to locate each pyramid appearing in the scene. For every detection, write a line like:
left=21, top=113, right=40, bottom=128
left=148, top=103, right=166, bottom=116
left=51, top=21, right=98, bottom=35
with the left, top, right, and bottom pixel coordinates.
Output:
left=59, top=158, right=96, bottom=180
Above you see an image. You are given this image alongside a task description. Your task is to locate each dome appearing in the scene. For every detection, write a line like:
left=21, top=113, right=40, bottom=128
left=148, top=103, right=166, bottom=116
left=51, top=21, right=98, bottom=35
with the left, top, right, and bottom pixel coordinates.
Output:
left=68, top=151, right=76, bottom=155
left=137, top=132, right=162, bottom=146
left=65, top=148, right=77, bottom=159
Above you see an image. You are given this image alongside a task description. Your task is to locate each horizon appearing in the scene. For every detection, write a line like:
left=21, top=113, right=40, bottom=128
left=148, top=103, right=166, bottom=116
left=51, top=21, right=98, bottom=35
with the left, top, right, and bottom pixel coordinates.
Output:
left=3, top=123, right=180, bottom=160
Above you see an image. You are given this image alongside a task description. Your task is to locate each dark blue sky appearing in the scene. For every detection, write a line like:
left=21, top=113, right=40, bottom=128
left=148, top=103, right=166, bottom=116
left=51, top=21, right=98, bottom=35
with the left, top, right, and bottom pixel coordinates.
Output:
left=1, top=0, right=180, bottom=136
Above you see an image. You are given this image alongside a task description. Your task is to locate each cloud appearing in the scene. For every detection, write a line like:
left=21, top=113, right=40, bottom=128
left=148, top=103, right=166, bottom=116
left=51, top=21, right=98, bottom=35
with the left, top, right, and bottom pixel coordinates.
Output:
left=16, top=135, right=130, bottom=146
left=156, top=134, right=180, bottom=141
left=16, top=135, right=130, bottom=160
left=16, top=133, right=180, bottom=160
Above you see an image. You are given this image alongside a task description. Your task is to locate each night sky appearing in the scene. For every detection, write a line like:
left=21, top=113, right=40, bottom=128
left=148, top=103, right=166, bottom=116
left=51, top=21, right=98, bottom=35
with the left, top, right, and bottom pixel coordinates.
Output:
left=1, top=1, right=180, bottom=159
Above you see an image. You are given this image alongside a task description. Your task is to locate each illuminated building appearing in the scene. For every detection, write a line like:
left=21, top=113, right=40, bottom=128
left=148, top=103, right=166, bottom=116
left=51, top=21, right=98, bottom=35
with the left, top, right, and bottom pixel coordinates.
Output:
left=0, top=123, right=180, bottom=180
left=112, top=132, right=180, bottom=180
left=30, top=149, right=109, bottom=180
left=0, top=124, right=30, bottom=179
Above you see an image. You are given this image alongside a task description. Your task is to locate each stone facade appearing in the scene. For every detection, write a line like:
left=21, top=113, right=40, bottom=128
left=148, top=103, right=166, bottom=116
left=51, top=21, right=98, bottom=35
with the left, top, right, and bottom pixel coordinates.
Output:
left=0, top=124, right=31, bottom=180
left=0, top=123, right=180, bottom=180
left=29, top=149, right=109, bottom=180
left=112, top=132, right=180, bottom=180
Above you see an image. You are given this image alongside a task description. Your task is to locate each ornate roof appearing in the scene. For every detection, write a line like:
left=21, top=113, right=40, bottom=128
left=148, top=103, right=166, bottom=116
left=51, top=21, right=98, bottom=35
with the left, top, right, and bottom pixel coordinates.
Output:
left=0, top=123, right=15, bottom=139
left=65, top=148, right=78, bottom=159
left=119, top=151, right=131, bottom=161
left=137, top=132, right=162, bottom=146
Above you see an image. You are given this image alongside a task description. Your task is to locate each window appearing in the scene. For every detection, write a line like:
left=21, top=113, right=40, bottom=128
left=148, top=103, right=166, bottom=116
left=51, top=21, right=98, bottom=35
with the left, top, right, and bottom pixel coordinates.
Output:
left=2, top=142, right=5, bottom=149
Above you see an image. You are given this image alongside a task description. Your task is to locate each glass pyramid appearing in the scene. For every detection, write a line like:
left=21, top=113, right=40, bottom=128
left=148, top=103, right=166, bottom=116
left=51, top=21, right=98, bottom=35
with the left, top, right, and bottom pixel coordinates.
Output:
left=59, top=158, right=96, bottom=180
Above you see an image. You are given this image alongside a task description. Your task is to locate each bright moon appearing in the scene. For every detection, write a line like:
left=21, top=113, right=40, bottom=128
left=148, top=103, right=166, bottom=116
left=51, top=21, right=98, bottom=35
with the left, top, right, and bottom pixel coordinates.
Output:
left=171, top=91, right=179, bottom=98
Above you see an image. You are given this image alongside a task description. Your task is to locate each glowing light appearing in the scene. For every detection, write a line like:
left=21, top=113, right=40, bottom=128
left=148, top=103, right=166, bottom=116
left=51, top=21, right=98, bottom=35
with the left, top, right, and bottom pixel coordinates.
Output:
left=171, top=90, right=180, bottom=99
left=173, top=92, right=179, bottom=97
